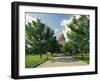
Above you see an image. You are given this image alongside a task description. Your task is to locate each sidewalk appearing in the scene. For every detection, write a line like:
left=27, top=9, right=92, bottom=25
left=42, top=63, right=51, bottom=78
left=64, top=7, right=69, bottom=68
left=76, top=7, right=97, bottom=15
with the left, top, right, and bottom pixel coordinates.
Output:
left=36, top=56, right=88, bottom=68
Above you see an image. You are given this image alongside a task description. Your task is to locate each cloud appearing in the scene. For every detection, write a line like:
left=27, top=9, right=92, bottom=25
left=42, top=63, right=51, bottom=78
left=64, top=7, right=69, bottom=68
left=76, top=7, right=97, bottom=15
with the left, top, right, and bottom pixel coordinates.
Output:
left=26, top=14, right=37, bottom=24
left=60, top=19, right=67, bottom=26
left=60, top=17, right=73, bottom=27
left=61, top=15, right=80, bottom=26
left=60, top=15, right=81, bottom=42
left=60, top=18, right=72, bottom=42
left=74, top=15, right=80, bottom=19
left=60, top=15, right=81, bottom=28
left=60, top=19, right=71, bottom=31
left=55, top=28, right=59, bottom=32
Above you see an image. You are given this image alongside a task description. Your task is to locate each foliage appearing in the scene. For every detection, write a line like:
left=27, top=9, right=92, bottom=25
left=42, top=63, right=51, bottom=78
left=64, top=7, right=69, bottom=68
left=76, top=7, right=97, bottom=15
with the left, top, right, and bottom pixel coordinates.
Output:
left=64, top=15, right=89, bottom=57
left=63, top=42, right=73, bottom=54
left=25, top=19, right=60, bottom=58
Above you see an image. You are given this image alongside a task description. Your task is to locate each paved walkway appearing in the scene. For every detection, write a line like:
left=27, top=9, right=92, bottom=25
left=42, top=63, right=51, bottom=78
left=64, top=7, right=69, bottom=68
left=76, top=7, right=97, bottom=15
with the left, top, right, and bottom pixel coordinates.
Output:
left=36, top=56, right=88, bottom=68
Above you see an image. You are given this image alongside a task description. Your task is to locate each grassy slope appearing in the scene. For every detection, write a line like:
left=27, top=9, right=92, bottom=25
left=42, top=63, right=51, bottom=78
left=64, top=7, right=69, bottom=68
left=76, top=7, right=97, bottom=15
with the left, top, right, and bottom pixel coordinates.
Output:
left=25, top=54, right=52, bottom=68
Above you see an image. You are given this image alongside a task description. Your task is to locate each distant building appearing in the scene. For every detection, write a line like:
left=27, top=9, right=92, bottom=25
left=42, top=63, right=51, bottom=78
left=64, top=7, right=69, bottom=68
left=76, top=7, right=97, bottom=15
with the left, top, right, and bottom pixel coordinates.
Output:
left=58, top=33, right=65, bottom=46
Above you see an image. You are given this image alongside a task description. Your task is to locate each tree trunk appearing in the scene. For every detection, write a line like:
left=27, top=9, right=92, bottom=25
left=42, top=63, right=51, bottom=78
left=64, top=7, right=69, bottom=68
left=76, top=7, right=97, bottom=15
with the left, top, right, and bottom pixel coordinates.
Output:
left=47, top=54, right=48, bottom=59
left=81, top=52, right=84, bottom=59
left=40, top=54, right=42, bottom=59
left=51, top=52, right=53, bottom=56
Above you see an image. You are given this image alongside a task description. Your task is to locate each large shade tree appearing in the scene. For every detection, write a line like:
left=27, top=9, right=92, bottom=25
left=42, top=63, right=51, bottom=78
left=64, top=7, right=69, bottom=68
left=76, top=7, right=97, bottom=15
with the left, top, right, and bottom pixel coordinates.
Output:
left=25, top=19, right=59, bottom=58
left=66, top=15, right=89, bottom=58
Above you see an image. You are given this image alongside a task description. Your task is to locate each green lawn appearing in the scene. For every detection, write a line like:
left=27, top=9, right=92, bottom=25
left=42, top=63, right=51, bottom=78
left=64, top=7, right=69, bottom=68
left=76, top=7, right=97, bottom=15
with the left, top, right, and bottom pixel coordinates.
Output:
left=72, top=54, right=89, bottom=64
left=25, top=54, right=53, bottom=68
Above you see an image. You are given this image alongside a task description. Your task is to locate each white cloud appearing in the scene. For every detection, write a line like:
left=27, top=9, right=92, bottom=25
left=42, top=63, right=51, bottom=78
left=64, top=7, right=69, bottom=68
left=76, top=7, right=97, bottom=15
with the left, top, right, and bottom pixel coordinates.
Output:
left=26, top=14, right=37, bottom=24
left=74, top=15, right=80, bottom=19
left=65, top=15, right=80, bottom=25
left=60, top=19, right=67, bottom=26
left=60, top=19, right=71, bottom=32
left=60, top=18, right=73, bottom=42
left=60, top=15, right=81, bottom=42
left=55, top=28, right=59, bottom=32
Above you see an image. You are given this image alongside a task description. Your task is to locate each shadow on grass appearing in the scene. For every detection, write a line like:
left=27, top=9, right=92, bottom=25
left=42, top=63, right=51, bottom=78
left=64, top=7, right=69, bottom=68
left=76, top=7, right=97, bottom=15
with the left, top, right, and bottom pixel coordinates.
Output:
left=73, top=55, right=89, bottom=64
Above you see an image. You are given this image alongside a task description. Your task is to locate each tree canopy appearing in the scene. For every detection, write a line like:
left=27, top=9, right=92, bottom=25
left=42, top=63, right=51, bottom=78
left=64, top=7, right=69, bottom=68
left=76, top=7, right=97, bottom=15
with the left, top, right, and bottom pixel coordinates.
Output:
left=25, top=19, right=59, bottom=58
left=65, top=15, right=89, bottom=55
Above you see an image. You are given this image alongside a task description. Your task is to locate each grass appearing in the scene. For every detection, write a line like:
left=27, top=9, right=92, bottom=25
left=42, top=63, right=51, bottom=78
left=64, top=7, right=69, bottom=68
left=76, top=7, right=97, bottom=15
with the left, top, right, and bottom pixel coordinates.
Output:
left=72, top=54, right=89, bottom=64
left=25, top=54, right=53, bottom=68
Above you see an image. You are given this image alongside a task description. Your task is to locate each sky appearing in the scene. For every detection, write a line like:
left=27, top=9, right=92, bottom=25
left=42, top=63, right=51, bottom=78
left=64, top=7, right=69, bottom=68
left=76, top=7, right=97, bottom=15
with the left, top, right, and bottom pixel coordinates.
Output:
left=25, top=12, right=74, bottom=40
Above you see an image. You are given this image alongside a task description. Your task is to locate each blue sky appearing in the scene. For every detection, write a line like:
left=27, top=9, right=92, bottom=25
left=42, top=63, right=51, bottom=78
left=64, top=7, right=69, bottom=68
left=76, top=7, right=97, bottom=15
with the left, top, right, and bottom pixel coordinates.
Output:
left=26, top=12, right=73, bottom=39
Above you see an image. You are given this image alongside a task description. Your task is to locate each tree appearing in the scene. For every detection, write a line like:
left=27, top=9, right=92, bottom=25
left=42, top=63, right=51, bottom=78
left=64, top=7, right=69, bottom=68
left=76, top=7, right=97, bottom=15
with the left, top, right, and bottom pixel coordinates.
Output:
left=63, top=42, right=73, bottom=55
left=66, top=15, right=89, bottom=58
left=47, top=36, right=60, bottom=56
left=25, top=19, right=59, bottom=58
